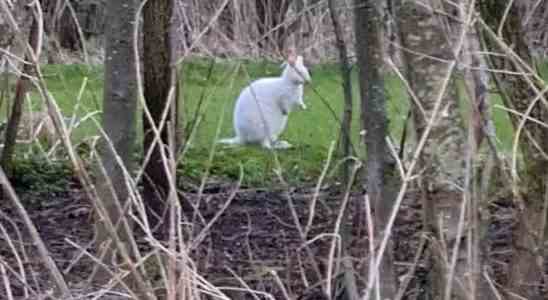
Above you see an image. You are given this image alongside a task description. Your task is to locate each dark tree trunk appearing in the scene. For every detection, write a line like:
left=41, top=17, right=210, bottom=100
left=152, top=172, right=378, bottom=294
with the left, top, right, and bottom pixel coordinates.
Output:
left=142, top=0, right=175, bottom=230
left=481, top=1, right=548, bottom=299
left=1, top=16, right=39, bottom=176
left=255, top=0, right=292, bottom=52
left=219, top=2, right=234, bottom=40
left=42, top=0, right=105, bottom=53
left=327, top=0, right=353, bottom=185
left=355, top=0, right=398, bottom=298
left=58, top=3, right=81, bottom=51
left=95, top=0, right=138, bottom=284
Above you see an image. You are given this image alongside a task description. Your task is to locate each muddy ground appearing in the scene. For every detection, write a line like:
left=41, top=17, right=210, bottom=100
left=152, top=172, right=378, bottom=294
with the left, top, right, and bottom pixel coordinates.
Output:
left=0, top=176, right=530, bottom=300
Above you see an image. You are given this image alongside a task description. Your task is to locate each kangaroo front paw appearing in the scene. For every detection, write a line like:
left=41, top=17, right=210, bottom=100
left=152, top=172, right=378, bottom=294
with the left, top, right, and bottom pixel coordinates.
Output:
left=261, top=140, right=273, bottom=149
left=273, top=140, right=292, bottom=149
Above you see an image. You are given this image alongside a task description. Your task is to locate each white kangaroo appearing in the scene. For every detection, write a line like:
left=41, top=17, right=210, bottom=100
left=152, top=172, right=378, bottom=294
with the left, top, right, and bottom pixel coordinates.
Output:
left=219, top=51, right=311, bottom=149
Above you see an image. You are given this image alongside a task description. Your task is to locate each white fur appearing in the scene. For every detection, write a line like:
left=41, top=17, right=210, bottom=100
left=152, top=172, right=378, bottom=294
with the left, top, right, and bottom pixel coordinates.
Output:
left=219, top=56, right=311, bottom=149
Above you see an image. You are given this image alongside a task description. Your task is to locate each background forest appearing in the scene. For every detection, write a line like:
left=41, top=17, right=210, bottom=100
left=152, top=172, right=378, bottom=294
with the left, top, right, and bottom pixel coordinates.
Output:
left=1, top=0, right=548, bottom=299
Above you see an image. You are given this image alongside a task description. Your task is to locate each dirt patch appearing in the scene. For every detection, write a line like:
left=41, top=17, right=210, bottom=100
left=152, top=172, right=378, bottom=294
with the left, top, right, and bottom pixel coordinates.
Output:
left=0, top=180, right=525, bottom=299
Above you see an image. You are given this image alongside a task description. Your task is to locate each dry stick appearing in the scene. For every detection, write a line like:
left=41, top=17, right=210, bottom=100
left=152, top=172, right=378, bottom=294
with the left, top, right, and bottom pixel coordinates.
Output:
left=305, top=141, right=336, bottom=235
left=133, top=1, right=183, bottom=198
left=461, top=15, right=490, bottom=300
left=190, top=167, right=242, bottom=250
left=47, top=77, right=90, bottom=156
left=0, top=224, right=27, bottom=293
left=309, top=85, right=359, bottom=157
left=183, top=58, right=217, bottom=138
left=83, top=95, right=157, bottom=273
left=256, top=0, right=335, bottom=54
left=479, top=19, right=548, bottom=104
left=395, top=235, right=427, bottom=300
left=444, top=145, right=472, bottom=300
left=326, top=162, right=361, bottom=299
left=141, top=236, right=226, bottom=300
left=385, top=58, right=427, bottom=118
left=478, top=19, right=548, bottom=195
left=483, top=270, right=504, bottom=300
left=63, top=0, right=89, bottom=65
left=0, top=262, right=14, bottom=300
left=176, top=0, right=232, bottom=64
left=509, top=87, right=548, bottom=171
left=539, top=178, right=548, bottom=270
left=0, top=167, right=71, bottom=297
left=167, top=124, right=177, bottom=300
left=191, top=98, right=231, bottom=228
left=442, top=2, right=478, bottom=299
left=272, top=138, right=333, bottom=288
left=178, top=61, right=242, bottom=165
left=0, top=258, right=38, bottom=297
left=224, top=267, right=271, bottom=300
left=496, top=0, right=515, bottom=38
left=523, top=0, right=544, bottom=26
left=63, top=238, right=95, bottom=275
left=494, top=104, right=548, bottom=128
left=93, top=153, right=149, bottom=275
left=363, top=194, right=378, bottom=300
left=63, top=239, right=137, bottom=300
left=271, top=270, right=292, bottom=300
left=476, top=28, right=527, bottom=198
left=90, top=114, right=184, bottom=300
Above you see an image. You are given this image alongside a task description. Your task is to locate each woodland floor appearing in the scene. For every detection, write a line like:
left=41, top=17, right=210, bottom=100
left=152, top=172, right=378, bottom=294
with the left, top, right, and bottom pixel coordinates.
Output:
left=0, top=176, right=536, bottom=300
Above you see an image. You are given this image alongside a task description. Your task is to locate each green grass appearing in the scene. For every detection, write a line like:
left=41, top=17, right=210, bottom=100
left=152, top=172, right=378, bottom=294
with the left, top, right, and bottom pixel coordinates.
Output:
left=14, top=58, right=547, bottom=186
left=179, top=59, right=411, bottom=185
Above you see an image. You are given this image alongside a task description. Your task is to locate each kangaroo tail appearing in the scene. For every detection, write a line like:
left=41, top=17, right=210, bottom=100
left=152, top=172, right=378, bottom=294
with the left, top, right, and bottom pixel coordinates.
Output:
left=218, top=136, right=242, bottom=146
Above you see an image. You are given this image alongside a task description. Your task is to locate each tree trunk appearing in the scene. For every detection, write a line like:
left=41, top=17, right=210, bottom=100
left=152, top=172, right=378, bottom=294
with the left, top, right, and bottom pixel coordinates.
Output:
left=42, top=0, right=105, bottom=55
left=459, top=5, right=494, bottom=298
left=327, top=0, right=353, bottom=185
left=1, top=16, right=39, bottom=176
left=255, top=0, right=292, bottom=53
left=397, top=2, right=469, bottom=298
left=57, top=2, right=81, bottom=51
left=355, top=1, right=397, bottom=298
left=218, top=1, right=234, bottom=40
left=481, top=1, right=548, bottom=299
left=142, top=0, right=175, bottom=231
left=95, top=0, right=138, bottom=284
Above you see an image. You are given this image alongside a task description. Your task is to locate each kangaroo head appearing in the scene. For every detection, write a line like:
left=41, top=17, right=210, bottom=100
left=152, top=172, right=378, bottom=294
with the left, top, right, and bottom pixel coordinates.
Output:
left=283, top=50, right=311, bottom=84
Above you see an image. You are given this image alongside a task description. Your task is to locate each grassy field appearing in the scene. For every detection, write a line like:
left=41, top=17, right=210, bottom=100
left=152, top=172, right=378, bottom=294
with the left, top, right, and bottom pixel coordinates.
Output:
left=19, top=59, right=546, bottom=186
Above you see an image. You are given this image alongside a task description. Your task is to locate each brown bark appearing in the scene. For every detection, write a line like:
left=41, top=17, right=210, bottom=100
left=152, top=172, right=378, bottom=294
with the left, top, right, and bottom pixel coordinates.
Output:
left=328, top=0, right=353, bottom=185
left=142, top=0, right=176, bottom=231
left=481, top=1, right=548, bottom=299
left=397, top=2, right=471, bottom=299
left=1, top=16, right=39, bottom=176
left=355, top=0, right=397, bottom=298
left=459, top=3, right=495, bottom=299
